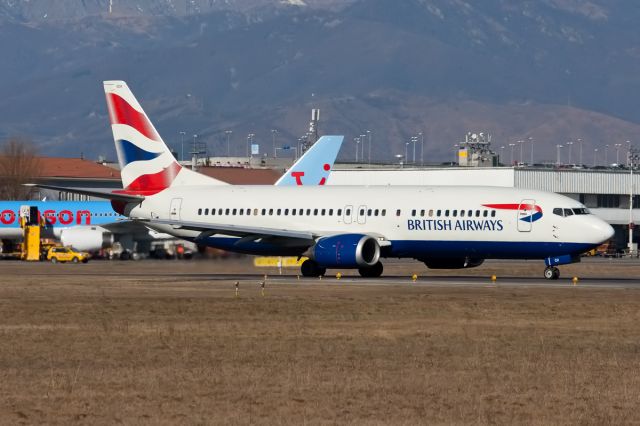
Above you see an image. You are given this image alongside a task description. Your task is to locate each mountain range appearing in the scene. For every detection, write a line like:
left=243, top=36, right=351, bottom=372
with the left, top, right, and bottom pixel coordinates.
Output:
left=1, top=0, right=639, bottom=164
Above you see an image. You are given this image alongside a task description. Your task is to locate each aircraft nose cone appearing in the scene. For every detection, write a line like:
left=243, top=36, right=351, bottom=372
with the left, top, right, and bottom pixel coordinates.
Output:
left=594, top=219, right=615, bottom=244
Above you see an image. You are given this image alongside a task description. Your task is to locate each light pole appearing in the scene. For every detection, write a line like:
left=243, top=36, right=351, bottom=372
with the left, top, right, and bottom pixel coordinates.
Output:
left=405, top=142, right=410, bottom=163
left=192, top=134, right=198, bottom=169
left=615, top=143, right=622, bottom=165
left=360, top=134, right=366, bottom=162
left=509, top=143, right=515, bottom=165
left=604, top=144, right=609, bottom=166
left=411, top=136, right=417, bottom=164
left=628, top=146, right=639, bottom=255
left=419, top=132, right=424, bottom=166
left=578, top=138, right=583, bottom=166
left=179, top=131, right=186, bottom=162
left=225, top=130, right=232, bottom=157
left=556, top=144, right=563, bottom=166
left=627, top=140, right=632, bottom=166
left=500, top=146, right=505, bottom=165
left=566, top=141, right=573, bottom=165
left=529, top=137, right=534, bottom=165
left=453, top=144, right=459, bottom=164
left=271, top=129, right=278, bottom=158
left=354, top=137, right=359, bottom=162
left=366, top=130, right=371, bottom=165
left=518, top=140, right=524, bottom=164
left=593, top=148, right=598, bottom=167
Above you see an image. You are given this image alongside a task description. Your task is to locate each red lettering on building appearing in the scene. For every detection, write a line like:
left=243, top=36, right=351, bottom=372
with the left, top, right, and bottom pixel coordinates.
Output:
left=58, top=210, right=73, bottom=225
left=76, top=210, right=91, bottom=225
left=0, top=209, right=16, bottom=225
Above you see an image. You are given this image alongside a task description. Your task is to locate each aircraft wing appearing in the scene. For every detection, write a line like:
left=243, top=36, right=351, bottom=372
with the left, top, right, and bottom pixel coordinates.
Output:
left=139, top=218, right=316, bottom=243
left=24, top=184, right=144, bottom=203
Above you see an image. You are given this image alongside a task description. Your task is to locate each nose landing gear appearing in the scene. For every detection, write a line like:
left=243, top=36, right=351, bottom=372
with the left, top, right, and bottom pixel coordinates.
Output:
left=544, top=266, right=560, bottom=280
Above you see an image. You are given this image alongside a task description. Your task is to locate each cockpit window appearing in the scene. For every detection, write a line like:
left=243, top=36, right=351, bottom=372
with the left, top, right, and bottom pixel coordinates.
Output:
left=554, top=207, right=590, bottom=217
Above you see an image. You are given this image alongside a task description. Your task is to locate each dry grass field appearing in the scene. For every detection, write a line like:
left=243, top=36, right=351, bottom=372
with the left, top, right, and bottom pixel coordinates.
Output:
left=0, top=259, right=639, bottom=425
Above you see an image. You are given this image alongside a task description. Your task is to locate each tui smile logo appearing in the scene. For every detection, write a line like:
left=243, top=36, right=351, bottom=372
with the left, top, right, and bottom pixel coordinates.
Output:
left=482, top=203, right=544, bottom=222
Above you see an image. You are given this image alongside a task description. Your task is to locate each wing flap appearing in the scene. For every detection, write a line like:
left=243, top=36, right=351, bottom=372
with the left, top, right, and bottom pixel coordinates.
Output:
left=140, top=218, right=316, bottom=242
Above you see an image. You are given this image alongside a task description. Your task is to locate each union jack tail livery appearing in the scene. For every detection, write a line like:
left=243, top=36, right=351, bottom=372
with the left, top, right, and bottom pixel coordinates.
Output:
left=104, top=81, right=224, bottom=195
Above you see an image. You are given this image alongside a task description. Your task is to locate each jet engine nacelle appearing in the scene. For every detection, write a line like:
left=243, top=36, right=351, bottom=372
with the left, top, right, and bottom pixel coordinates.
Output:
left=310, top=234, right=380, bottom=268
left=59, top=227, right=114, bottom=252
left=422, top=258, right=485, bottom=269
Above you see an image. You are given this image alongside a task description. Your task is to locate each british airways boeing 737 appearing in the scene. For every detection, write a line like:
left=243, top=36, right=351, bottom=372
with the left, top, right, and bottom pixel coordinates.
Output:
left=32, top=81, right=614, bottom=279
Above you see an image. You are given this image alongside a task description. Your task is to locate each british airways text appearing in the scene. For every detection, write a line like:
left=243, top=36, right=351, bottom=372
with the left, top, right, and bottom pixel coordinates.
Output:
left=407, top=219, right=504, bottom=232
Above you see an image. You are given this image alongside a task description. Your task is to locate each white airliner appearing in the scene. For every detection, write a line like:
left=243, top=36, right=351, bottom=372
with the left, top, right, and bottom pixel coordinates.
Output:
left=33, top=81, right=614, bottom=279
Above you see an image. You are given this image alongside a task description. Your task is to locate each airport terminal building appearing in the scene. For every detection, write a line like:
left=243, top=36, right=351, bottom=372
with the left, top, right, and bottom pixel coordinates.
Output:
left=328, top=166, right=640, bottom=254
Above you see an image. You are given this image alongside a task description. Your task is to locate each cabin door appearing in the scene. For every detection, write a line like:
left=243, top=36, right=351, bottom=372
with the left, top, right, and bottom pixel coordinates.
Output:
left=343, top=205, right=353, bottom=224
left=517, top=199, right=535, bottom=232
left=357, top=205, right=367, bottom=224
left=170, top=198, right=182, bottom=221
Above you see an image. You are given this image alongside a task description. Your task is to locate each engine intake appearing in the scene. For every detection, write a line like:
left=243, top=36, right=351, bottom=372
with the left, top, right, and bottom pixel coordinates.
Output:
left=311, top=234, right=380, bottom=268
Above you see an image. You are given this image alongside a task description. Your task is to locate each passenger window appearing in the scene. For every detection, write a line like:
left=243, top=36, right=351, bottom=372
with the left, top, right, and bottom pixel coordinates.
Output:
left=367, top=209, right=372, bottom=216
left=239, top=209, right=243, bottom=216
left=475, top=210, right=480, bottom=217
left=232, top=208, right=237, bottom=215
left=198, top=208, right=202, bottom=215
left=429, top=209, right=433, bottom=217
left=411, top=209, right=416, bottom=217
left=491, top=210, right=496, bottom=217
left=483, top=210, right=488, bottom=217
left=225, top=208, right=230, bottom=215
left=468, top=210, right=473, bottom=217
left=445, top=210, right=449, bottom=217
left=338, top=209, right=342, bottom=216
left=460, top=210, right=465, bottom=217
left=321, top=209, right=326, bottom=216
left=261, top=209, right=266, bottom=215
left=219, top=209, right=223, bottom=215
left=269, top=209, right=273, bottom=216
left=381, top=209, right=386, bottom=216
left=306, top=209, right=311, bottom=215
left=360, top=208, right=365, bottom=216
left=246, top=209, right=251, bottom=215
left=346, top=209, right=351, bottom=216
left=254, top=208, right=258, bottom=216
left=329, top=209, right=333, bottom=216
left=374, top=209, right=379, bottom=217
left=396, top=209, right=401, bottom=217
left=277, top=209, right=281, bottom=215
left=292, top=209, right=296, bottom=216
left=420, top=209, right=425, bottom=217
left=299, top=209, right=304, bottom=215
left=212, top=209, right=216, bottom=216
left=437, top=210, right=441, bottom=217
left=452, top=210, right=457, bottom=217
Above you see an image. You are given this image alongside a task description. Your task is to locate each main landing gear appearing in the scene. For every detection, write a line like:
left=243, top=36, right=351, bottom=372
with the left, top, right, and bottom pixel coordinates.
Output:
left=544, top=266, right=560, bottom=280
left=301, top=259, right=326, bottom=277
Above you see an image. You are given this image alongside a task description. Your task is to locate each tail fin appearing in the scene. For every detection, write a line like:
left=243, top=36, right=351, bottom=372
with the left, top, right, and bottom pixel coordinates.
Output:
left=103, top=80, right=225, bottom=195
left=275, top=136, right=343, bottom=186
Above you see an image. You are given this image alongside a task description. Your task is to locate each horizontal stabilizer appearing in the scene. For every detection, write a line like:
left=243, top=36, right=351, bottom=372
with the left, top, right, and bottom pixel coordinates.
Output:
left=24, top=184, right=144, bottom=203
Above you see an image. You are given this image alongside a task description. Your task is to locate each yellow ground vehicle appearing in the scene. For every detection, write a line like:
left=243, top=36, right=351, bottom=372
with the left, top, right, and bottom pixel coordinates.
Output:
left=47, top=246, right=90, bottom=264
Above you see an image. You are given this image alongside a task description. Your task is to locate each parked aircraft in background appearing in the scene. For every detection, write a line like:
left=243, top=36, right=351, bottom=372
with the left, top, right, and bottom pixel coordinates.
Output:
left=31, top=81, right=614, bottom=278
left=3, top=132, right=343, bottom=255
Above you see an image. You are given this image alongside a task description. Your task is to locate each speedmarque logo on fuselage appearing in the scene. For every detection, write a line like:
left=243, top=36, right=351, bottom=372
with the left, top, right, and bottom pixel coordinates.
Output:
left=407, top=218, right=504, bottom=232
